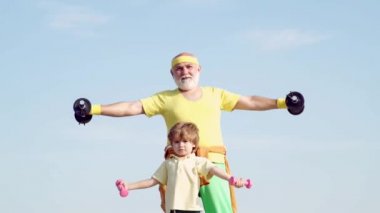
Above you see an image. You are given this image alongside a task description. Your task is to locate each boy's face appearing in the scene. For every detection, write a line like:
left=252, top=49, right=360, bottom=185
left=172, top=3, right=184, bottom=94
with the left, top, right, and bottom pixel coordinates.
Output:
left=171, top=140, right=195, bottom=157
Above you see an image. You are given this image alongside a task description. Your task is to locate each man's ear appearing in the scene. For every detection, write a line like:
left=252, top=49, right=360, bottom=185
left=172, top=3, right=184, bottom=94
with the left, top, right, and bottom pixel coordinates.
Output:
left=170, top=69, right=173, bottom=76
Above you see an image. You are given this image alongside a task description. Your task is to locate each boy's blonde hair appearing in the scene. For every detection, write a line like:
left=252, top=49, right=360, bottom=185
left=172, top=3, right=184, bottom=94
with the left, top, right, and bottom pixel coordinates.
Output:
left=168, top=122, right=199, bottom=149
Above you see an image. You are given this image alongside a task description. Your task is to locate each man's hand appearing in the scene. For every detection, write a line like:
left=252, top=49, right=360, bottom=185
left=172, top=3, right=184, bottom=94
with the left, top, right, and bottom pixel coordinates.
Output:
left=286, top=91, right=305, bottom=115
left=73, top=98, right=93, bottom=124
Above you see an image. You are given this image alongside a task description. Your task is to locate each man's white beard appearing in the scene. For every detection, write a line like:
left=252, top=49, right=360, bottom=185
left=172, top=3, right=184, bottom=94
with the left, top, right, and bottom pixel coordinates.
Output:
left=174, top=73, right=200, bottom=91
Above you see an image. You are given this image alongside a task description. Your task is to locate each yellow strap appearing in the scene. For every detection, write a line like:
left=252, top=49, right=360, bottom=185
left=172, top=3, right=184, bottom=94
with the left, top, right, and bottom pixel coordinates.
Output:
left=277, top=98, right=287, bottom=109
left=90, top=104, right=101, bottom=115
left=171, top=56, right=199, bottom=68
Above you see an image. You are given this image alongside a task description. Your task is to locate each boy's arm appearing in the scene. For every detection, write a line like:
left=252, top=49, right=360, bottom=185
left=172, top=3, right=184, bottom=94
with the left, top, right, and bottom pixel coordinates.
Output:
left=208, top=167, right=248, bottom=188
left=127, top=178, right=160, bottom=190
left=208, top=166, right=231, bottom=181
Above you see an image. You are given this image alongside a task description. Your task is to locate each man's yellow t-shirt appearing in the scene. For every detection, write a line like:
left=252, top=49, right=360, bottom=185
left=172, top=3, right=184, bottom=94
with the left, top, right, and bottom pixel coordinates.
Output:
left=140, top=87, right=240, bottom=162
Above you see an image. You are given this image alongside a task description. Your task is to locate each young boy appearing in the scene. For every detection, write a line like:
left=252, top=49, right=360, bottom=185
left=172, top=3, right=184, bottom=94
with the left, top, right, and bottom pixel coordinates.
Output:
left=115, top=122, right=251, bottom=213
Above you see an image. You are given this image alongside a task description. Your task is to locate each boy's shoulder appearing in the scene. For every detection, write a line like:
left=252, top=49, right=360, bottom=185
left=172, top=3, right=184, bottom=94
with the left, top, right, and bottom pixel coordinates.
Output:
left=194, top=155, right=213, bottom=164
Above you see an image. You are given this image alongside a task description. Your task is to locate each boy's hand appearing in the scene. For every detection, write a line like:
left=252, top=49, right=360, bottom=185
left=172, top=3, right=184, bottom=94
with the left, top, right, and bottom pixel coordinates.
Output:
left=229, top=176, right=253, bottom=189
left=115, top=179, right=129, bottom=197
left=233, top=178, right=246, bottom=188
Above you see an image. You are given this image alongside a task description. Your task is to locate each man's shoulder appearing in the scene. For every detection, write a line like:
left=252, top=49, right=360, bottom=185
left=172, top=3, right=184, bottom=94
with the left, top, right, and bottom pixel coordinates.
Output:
left=201, top=86, right=230, bottom=95
left=155, top=87, right=226, bottom=94
left=142, top=89, right=179, bottom=101
left=154, top=88, right=179, bottom=96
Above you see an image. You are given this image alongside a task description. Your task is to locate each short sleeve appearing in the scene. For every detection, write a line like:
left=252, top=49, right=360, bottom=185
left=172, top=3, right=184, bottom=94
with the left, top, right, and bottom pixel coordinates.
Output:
left=140, top=92, right=166, bottom=117
left=152, top=161, right=167, bottom=185
left=213, top=88, right=240, bottom=111
left=196, top=157, right=216, bottom=180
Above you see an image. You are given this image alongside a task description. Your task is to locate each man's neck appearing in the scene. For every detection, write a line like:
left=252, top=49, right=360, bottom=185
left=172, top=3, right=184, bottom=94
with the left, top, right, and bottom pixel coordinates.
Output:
left=179, top=86, right=202, bottom=101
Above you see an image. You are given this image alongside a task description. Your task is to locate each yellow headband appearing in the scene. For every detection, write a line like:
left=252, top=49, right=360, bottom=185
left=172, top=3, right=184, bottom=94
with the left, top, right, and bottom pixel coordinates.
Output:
left=171, top=56, right=199, bottom=68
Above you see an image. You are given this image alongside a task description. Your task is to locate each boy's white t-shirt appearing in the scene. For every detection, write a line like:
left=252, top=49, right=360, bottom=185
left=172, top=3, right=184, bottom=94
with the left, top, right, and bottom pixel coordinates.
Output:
left=152, top=154, right=215, bottom=213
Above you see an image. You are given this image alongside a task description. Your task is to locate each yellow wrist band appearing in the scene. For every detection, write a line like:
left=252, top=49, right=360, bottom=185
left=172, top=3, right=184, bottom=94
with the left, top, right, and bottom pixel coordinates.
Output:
left=90, top=104, right=102, bottom=115
left=277, top=98, right=287, bottom=109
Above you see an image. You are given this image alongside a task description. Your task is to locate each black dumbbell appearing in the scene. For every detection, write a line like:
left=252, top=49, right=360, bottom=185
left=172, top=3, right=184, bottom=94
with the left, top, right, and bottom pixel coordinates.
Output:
left=73, top=98, right=92, bottom=125
left=286, top=91, right=305, bottom=115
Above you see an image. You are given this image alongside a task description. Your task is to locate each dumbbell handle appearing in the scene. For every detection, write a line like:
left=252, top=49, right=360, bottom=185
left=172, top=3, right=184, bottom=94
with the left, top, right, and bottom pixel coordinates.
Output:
left=78, top=100, right=87, bottom=110
left=115, top=179, right=129, bottom=197
left=229, top=176, right=252, bottom=189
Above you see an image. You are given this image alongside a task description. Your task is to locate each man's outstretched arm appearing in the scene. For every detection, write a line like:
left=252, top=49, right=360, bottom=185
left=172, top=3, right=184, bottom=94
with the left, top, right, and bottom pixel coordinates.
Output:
left=97, top=100, right=145, bottom=117
left=234, top=95, right=278, bottom=111
left=234, top=91, right=305, bottom=115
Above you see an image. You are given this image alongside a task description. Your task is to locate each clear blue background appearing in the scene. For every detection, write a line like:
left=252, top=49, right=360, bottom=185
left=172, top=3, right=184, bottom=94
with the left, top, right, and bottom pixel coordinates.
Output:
left=1, top=0, right=379, bottom=212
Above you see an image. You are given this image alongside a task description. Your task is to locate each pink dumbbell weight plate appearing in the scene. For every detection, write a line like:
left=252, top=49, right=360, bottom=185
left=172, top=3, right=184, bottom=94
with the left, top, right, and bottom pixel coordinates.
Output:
left=115, top=179, right=129, bottom=197
left=229, top=176, right=253, bottom=189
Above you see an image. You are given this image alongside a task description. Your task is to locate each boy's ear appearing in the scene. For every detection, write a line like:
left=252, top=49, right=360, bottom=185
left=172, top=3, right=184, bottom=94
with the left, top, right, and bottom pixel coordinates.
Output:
left=192, top=146, right=198, bottom=154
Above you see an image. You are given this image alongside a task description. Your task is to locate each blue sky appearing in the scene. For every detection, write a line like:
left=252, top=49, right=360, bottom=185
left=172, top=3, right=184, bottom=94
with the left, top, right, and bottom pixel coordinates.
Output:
left=1, top=0, right=379, bottom=212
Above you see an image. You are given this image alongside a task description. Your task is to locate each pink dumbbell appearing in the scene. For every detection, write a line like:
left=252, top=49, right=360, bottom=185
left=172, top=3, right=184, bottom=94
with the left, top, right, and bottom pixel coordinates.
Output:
left=229, top=176, right=253, bottom=189
left=115, top=179, right=129, bottom=197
